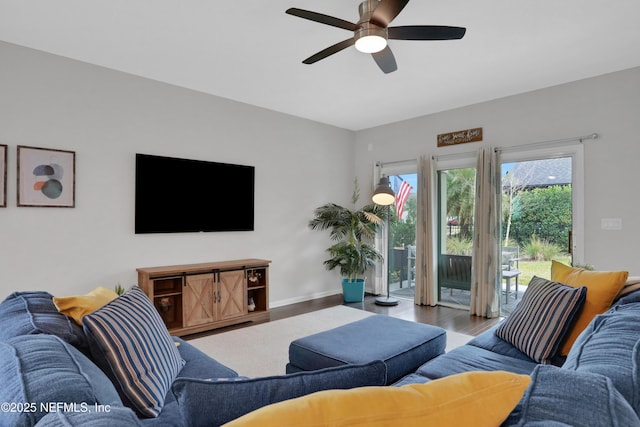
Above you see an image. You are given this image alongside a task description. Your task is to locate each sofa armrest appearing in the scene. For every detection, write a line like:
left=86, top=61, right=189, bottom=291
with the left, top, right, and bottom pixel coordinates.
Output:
left=171, top=360, right=387, bottom=427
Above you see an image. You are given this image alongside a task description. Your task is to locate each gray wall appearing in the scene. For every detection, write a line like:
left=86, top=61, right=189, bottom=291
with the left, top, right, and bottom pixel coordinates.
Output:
left=355, top=66, right=640, bottom=275
left=1, top=41, right=638, bottom=305
left=0, top=41, right=355, bottom=304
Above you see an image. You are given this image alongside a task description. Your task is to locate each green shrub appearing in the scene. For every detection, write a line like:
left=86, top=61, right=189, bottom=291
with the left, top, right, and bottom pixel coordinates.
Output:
left=447, top=236, right=473, bottom=255
left=523, top=236, right=562, bottom=261
left=511, top=185, right=572, bottom=249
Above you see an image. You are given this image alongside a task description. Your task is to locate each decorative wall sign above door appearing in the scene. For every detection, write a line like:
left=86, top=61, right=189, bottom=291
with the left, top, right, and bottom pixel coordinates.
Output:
left=437, top=128, right=483, bottom=147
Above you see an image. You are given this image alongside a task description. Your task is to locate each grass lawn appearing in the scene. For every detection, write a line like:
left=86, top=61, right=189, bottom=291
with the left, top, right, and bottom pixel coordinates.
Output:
left=516, top=256, right=572, bottom=287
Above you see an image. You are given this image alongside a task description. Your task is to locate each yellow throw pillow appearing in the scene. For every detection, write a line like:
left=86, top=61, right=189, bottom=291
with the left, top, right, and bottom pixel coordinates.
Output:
left=551, top=260, right=574, bottom=283
left=53, top=286, right=120, bottom=325
left=551, top=261, right=628, bottom=355
left=223, top=371, right=531, bottom=427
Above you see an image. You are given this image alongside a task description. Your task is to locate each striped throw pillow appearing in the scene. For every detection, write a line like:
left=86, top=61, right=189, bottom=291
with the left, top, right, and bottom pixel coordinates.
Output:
left=83, top=286, right=184, bottom=417
left=496, top=276, right=586, bottom=363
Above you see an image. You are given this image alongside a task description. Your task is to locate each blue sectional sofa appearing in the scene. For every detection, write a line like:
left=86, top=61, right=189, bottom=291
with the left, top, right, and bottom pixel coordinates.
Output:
left=0, top=289, right=386, bottom=427
left=217, top=283, right=640, bottom=427
left=391, top=286, right=640, bottom=426
left=2, top=281, right=640, bottom=426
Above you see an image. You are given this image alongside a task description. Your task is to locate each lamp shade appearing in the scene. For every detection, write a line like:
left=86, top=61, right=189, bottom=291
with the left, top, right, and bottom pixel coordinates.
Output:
left=372, top=176, right=395, bottom=206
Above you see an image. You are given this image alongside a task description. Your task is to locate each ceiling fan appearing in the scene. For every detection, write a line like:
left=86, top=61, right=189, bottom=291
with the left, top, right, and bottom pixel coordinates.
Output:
left=286, top=0, right=466, bottom=74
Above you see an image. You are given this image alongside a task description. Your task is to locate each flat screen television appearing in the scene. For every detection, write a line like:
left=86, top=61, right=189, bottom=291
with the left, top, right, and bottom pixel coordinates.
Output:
left=135, top=153, right=254, bottom=234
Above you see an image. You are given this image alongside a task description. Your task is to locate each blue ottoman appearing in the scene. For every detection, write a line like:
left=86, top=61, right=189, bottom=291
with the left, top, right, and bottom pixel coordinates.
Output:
left=286, top=315, right=446, bottom=384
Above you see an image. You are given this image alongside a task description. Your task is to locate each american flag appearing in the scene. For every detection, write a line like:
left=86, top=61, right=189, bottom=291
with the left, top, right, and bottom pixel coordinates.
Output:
left=393, top=176, right=413, bottom=219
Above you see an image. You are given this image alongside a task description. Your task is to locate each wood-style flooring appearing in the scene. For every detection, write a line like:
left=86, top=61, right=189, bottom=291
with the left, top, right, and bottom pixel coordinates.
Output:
left=185, top=294, right=501, bottom=341
left=270, top=294, right=501, bottom=336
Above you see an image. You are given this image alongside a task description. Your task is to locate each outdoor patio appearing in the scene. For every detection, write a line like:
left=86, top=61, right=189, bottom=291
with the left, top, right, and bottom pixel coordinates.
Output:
left=390, top=281, right=526, bottom=316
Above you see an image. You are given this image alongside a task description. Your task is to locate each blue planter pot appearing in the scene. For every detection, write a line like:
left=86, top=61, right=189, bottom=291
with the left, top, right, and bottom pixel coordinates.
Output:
left=342, top=278, right=365, bottom=303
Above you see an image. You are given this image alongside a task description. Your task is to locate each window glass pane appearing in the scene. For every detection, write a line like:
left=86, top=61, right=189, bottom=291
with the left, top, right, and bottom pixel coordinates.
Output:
left=387, top=174, right=417, bottom=300
left=437, top=167, right=475, bottom=308
left=500, top=157, right=573, bottom=316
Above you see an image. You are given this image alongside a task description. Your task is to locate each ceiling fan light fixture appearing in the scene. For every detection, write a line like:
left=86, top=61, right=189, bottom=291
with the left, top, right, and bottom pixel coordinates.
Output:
left=355, top=23, right=388, bottom=53
left=287, top=0, right=466, bottom=73
left=355, top=35, right=387, bottom=53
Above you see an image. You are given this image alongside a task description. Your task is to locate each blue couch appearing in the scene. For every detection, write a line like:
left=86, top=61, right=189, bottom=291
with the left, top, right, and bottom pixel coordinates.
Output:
left=394, top=289, right=640, bottom=426
left=0, top=291, right=386, bottom=427
left=2, top=287, right=640, bottom=426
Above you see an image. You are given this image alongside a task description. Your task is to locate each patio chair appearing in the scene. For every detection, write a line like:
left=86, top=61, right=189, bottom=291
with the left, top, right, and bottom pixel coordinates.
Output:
left=502, top=246, right=521, bottom=302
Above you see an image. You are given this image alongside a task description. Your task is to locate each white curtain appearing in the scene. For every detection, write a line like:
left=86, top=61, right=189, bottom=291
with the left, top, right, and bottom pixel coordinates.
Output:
left=414, top=155, right=438, bottom=306
left=372, top=165, right=387, bottom=296
left=470, top=147, right=501, bottom=318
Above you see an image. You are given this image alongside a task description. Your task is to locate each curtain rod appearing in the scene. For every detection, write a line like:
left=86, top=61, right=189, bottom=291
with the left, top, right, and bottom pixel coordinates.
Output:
left=378, top=132, right=599, bottom=166
left=432, top=151, right=476, bottom=161
left=375, top=159, right=417, bottom=168
left=495, top=133, right=598, bottom=154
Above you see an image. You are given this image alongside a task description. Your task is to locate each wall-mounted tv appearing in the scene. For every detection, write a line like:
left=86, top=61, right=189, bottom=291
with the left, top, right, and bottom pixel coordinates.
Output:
left=135, top=153, right=254, bottom=234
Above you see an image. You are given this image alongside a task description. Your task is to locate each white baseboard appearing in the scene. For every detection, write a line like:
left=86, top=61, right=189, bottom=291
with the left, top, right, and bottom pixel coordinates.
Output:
left=270, top=288, right=342, bottom=308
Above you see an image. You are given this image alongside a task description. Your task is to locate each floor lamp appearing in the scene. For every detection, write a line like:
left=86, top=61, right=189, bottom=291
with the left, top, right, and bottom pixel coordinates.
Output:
left=372, top=176, right=398, bottom=306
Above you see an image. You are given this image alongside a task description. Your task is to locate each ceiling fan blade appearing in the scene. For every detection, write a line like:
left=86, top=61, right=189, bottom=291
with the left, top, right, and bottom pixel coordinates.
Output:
left=371, top=46, right=397, bottom=74
left=388, top=25, right=466, bottom=40
left=370, top=0, right=410, bottom=27
left=286, top=8, right=357, bottom=31
left=302, top=38, right=355, bottom=64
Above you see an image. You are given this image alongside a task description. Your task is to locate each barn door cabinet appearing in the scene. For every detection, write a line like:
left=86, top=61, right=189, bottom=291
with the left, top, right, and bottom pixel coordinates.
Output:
left=137, top=259, right=270, bottom=336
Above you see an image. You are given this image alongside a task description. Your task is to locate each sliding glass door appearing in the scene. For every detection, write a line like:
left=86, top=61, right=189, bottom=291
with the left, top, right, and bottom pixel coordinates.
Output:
left=387, top=173, right=418, bottom=300
left=377, top=143, right=583, bottom=313
left=375, top=160, right=419, bottom=302
left=499, top=144, right=583, bottom=316
left=436, top=167, right=476, bottom=308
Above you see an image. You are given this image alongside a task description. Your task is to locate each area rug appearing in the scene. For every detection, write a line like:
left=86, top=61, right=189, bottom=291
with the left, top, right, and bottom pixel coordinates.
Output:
left=187, top=305, right=472, bottom=378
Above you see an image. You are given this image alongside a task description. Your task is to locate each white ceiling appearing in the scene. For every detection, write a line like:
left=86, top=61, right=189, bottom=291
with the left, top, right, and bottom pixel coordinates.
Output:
left=1, top=0, right=640, bottom=131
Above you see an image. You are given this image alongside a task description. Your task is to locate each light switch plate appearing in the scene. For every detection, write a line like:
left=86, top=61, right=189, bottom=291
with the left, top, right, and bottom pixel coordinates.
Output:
left=601, top=218, right=622, bottom=230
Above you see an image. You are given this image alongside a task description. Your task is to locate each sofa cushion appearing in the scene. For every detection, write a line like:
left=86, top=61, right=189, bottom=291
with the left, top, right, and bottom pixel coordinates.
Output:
left=171, top=360, right=387, bottom=427
left=35, top=407, right=141, bottom=427
left=503, top=365, right=640, bottom=427
left=0, top=334, right=123, bottom=427
left=551, top=260, right=628, bottom=355
left=83, top=286, right=184, bottom=418
left=136, top=337, right=242, bottom=427
left=53, top=286, right=119, bottom=325
left=563, top=303, right=640, bottom=416
left=225, top=370, right=530, bottom=427
left=496, top=276, right=586, bottom=363
left=0, top=291, right=88, bottom=352
left=466, top=326, right=536, bottom=362
left=173, top=337, right=239, bottom=379
left=394, top=344, right=537, bottom=386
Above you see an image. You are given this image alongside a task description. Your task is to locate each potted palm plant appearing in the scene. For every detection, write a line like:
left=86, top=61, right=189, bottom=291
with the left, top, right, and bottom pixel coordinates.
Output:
left=309, top=180, right=388, bottom=302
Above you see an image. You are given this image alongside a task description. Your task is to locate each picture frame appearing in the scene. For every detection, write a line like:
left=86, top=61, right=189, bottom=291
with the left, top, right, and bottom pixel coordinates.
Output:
left=17, top=145, right=76, bottom=208
left=0, top=144, right=6, bottom=207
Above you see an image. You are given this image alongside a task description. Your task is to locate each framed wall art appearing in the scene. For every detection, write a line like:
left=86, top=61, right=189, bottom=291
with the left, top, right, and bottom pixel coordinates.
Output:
left=0, top=144, right=6, bottom=207
left=17, top=145, right=76, bottom=208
